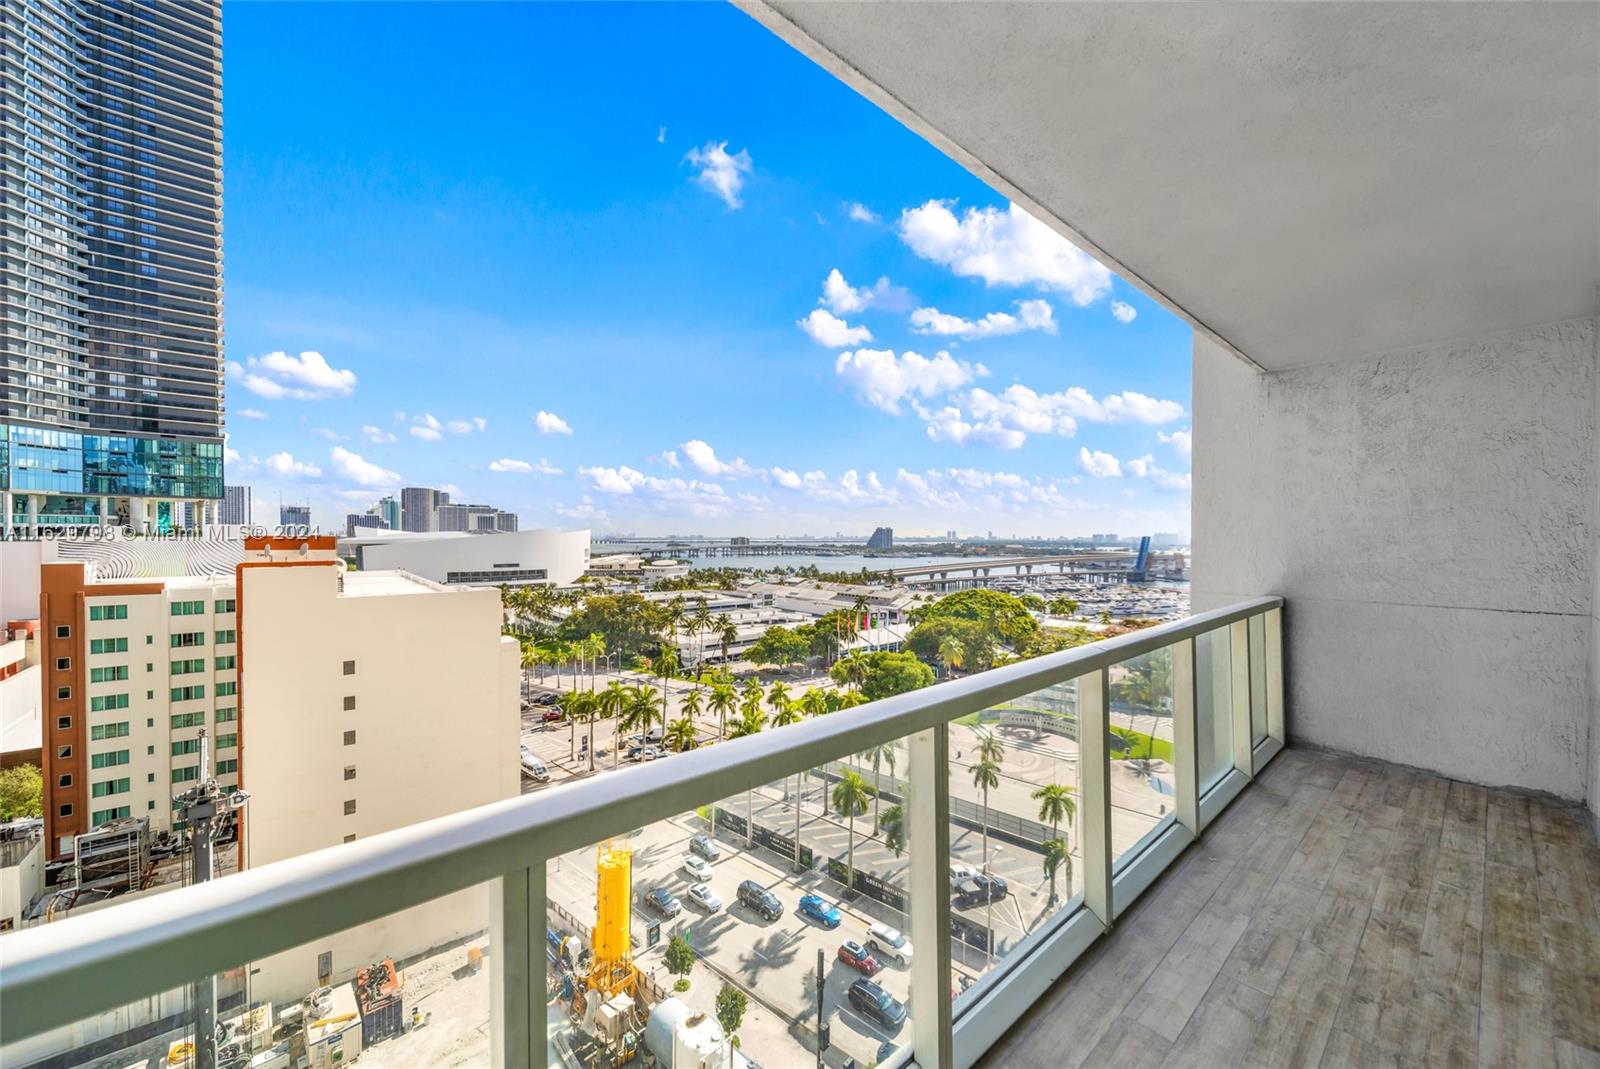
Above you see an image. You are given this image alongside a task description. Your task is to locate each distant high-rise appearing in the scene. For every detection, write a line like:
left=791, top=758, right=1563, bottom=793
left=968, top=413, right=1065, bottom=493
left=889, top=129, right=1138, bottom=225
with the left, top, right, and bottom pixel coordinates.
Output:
left=280, top=505, right=310, bottom=529
left=400, top=486, right=448, bottom=532
left=378, top=495, right=402, bottom=531
left=437, top=501, right=517, bottom=533
left=345, top=511, right=386, bottom=537
left=1, top=0, right=226, bottom=534
left=220, top=485, right=252, bottom=526
left=867, top=526, right=894, bottom=550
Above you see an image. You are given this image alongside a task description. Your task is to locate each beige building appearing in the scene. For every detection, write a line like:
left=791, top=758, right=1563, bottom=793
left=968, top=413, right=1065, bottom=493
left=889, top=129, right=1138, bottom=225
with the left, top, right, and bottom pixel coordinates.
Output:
left=238, top=549, right=521, bottom=1001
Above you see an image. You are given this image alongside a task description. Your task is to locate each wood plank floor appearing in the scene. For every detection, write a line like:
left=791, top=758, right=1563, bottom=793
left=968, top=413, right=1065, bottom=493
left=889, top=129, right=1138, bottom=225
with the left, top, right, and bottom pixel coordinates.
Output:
left=979, top=749, right=1600, bottom=1069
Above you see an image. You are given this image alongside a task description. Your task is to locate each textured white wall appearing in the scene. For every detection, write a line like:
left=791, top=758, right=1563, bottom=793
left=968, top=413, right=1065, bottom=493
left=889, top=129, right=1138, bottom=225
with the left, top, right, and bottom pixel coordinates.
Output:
left=1194, top=318, right=1598, bottom=802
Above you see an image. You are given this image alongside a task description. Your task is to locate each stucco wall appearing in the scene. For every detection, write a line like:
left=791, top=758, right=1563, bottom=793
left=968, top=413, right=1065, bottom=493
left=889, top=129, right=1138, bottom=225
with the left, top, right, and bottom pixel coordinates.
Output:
left=1194, top=317, right=1598, bottom=803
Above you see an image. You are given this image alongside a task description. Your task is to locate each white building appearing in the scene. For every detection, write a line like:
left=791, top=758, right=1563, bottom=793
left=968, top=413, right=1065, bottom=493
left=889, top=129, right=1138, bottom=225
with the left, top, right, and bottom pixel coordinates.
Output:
left=342, top=527, right=590, bottom=587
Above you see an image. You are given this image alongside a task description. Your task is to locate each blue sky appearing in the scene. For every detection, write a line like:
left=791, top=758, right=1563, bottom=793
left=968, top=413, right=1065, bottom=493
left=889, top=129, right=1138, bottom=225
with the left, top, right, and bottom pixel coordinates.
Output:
left=223, top=2, right=1192, bottom=537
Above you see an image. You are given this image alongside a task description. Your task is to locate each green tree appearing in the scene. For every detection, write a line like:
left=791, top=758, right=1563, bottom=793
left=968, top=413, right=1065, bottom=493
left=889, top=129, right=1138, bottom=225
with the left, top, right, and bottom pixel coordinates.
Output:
left=0, top=764, right=42, bottom=820
left=708, top=681, right=737, bottom=739
left=969, top=729, right=1006, bottom=962
left=681, top=686, right=704, bottom=729
left=831, top=770, right=873, bottom=891
left=665, top=716, right=698, bottom=752
left=877, top=803, right=906, bottom=857
left=937, top=634, right=966, bottom=678
left=715, top=984, right=748, bottom=1062
left=909, top=588, right=1039, bottom=647
left=1042, top=837, right=1071, bottom=906
left=665, top=934, right=696, bottom=990
left=652, top=646, right=681, bottom=731
left=598, top=682, right=629, bottom=771
left=861, top=741, right=896, bottom=829
left=837, top=651, right=934, bottom=701
left=1048, top=597, right=1079, bottom=617
left=1098, top=609, right=1113, bottom=626
left=830, top=651, right=870, bottom=693
left=906, top=617, right=997, bottom=673
left=717, top=614, right=738, bottom=665
left=747, top=626, right=808, bottom=671
left=798, top=687, right=829, bottom=719
left=1032, top=783, right=1077, bottom=904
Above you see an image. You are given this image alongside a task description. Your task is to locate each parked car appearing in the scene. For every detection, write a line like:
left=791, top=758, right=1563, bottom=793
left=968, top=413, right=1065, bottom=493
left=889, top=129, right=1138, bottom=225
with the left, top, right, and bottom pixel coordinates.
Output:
left=644, top=887, right=681, bottom=917
left=866, top=923, right=914, bottom=967
left=798, top=894, right=841, bottom=929
left=975, top=873, right=1009, bottom=901
left=847, top=979, right=907, bottom=1031
left=689, top=833, right=721, bottom=861
left=541, top=708, right=563, bottom=723
left=686, top=883, right=722, bottom=913
left=535, top=693, right=560, bottom=706
left=736, top=879, right=783, bottom=921
left=627, top=745, right=662, bottom=763
left=681, top=854, right=714, bottom=882
left=519, top=745, right=550, bottom=782
left=950, top=862, right=979, bottom=882
left=837, top=940, right=880, bottom=976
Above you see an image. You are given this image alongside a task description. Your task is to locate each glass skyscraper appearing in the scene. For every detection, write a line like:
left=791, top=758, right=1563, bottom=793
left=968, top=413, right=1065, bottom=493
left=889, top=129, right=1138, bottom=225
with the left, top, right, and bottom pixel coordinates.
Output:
left=2, top=0, right=224, bottom=533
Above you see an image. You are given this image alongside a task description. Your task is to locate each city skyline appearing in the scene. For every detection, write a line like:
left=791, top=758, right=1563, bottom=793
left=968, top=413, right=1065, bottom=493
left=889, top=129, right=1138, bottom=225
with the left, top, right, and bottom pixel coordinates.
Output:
left=221, top=3, right=1193, bottom=536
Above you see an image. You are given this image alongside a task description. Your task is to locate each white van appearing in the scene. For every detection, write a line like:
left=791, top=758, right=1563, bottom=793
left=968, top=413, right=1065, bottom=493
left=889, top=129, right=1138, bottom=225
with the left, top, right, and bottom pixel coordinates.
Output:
left=520, top=744, right=550, bottom=781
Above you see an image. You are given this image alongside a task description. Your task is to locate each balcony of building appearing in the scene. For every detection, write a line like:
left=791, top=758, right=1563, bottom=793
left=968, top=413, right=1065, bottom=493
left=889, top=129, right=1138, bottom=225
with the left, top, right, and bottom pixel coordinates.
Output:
left=3, top=3, right=1598, bottom=1068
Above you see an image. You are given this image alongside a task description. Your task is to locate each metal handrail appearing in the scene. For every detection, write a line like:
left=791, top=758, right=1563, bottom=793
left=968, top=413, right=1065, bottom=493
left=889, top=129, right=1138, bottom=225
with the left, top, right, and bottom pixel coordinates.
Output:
left=0, top=596, right=1281, bottom=1042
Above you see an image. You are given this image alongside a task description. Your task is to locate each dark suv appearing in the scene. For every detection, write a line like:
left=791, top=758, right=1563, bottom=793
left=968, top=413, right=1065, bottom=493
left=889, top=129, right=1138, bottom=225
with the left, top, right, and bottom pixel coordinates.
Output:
left=737, top=879, right=783, bottom=921
left=847, top=979, right=907, bottom=1031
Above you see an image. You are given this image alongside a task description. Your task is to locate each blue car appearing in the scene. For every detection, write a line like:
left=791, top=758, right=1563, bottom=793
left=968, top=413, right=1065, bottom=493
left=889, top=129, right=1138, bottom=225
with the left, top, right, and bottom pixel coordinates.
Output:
left=798, top=894, right=841, bottom=929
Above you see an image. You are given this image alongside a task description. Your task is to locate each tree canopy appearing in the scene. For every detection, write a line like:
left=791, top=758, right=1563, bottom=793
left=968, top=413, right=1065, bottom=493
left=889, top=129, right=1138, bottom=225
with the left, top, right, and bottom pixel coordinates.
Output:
left=746, top=625, right=810, bottom=670
left=908, top=588, right=1039, bottom=647
left=830, top=650, right=934, bottom=700
left=0, top=764, right=42, bottom=820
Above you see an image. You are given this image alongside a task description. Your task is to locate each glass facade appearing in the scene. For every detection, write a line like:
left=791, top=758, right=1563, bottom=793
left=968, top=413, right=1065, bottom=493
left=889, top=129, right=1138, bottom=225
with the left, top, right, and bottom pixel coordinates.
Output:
left=1, top=0, right=224, bottom=500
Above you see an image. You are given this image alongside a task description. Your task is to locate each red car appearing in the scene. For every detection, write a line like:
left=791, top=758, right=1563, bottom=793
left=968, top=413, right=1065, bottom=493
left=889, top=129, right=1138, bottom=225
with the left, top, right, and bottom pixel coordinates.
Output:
left=837, top=940, right=880, bottom=976
left=541, top=708, right=563, bottom=723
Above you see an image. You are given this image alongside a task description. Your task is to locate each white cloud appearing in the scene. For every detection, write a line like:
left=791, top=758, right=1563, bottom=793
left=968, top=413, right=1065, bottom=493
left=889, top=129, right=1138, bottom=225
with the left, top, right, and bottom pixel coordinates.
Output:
left=797, top=308, right=873, bottom=347
left=820, top=269, right=910, bottom=315
left=770, top=467, right=802, bottom=489
left=237, top=408, right=268, bottom=420
left=834, top=348, right=979, bottom=414
left=1158, top=429, right=1192, bottom=462
left=898, top=200, right=1112, bottom=305
left=578, top=465, right=738, bottom=516
left=231, top=351, right=357, bottom=400
left=311, top=427, right=343, bottom=441
left=1078, top=447, right=1123, bottom=478
left=262, top=451, right=322, bottom=478
left=658, top=449, right=680, bottom=469
left=361, top=425, right=398, bottom=444
left=845, top=202, right=879, bottom=224
left=489, top=457, right=562, bottom=476
left=1111, top=300, right=1138, bottom=324
left=409, top=425, right=443, bottom=442
left=917, top=403, right=1028, bottom=449
left=681, top=440, right=759, bottom=478
left=329, top=446, right=401, bottom=488
left=685, top=141, right=752, bottom=209
left=657, top=125, right=667, bottom=144
left=535, top=410, right=573, bottom=436
left=909, top=298, right=1056, bottom=340
left=446, top=417, right=488, bottom=435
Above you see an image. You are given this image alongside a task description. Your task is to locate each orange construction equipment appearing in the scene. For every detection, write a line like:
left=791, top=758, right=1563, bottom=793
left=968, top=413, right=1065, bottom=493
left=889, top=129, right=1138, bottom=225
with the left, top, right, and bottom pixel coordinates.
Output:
left=588, top=838, right=639, bottom=1000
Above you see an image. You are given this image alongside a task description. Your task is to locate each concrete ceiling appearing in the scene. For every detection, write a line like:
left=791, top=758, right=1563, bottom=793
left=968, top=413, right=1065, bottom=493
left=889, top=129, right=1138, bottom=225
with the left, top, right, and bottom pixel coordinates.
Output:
left=746, top=2, right=1600, bottom=371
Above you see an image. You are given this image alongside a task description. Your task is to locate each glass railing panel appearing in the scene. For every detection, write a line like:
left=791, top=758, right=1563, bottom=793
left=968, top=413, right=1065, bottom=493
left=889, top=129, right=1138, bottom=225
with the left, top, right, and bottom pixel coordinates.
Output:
left=1109, top=645, right=1178, bottom=872
left=1248, top=614, right=1268, bottom=746
left=0, top=879, right=493, bottom=1069
left=549, top=743, right=916, bottom=1069
left=1194, top=627, right=1234, bottom=794
left=952, top=676, right=1085, bottom=995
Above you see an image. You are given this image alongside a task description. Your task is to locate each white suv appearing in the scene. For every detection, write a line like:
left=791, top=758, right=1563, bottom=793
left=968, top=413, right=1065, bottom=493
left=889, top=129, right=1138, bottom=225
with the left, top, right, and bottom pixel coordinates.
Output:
left=867, top=922, right=914, bottom=967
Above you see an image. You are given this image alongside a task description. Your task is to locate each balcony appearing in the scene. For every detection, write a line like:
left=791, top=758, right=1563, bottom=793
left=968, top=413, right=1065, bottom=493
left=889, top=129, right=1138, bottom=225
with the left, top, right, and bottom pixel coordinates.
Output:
left=2, top=598, right=1287, bottom=1068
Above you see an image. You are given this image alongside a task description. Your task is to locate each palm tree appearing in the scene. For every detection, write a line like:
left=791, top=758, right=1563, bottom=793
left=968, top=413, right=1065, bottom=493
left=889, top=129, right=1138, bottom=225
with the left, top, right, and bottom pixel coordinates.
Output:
left=1032, top=783, right=1078, bottom=904
left=877, top=803, right=906, bottom=857
left=938, top=635, right=965, bottom=679
left=627, top=684, right=662, bottom=740
left=862, top=741, right=896, bottom=828
left=834, top=652, right=869, bottom=694
left=598, top=682, right=629, bottom=771
left=726, top=706, right=766, bottom=847
left=681, top=686, right=704, bottom=732
left=765, top=680, right=791, bottom=719
left=831, top=770, right=873, bottom=894
left=665, top=715, right=697, bottom=752
left=799, top=687, right=829, bottom=719
left=1042, top=838, right=1071, bottom=906
left=652, top=647, right=680, bottom=734
left=969, top=728, right=1005, bottom=962
left=690, top=598, right=713, bottom=676
left=717, top=615, right=737, bottom=666
left=768, top=697, right=802, bottom=804
left=708, top=682, right=737, bottom=739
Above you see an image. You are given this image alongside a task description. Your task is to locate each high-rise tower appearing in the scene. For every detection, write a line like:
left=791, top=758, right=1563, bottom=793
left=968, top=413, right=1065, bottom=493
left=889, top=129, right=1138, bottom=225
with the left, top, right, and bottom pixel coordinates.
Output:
left=2, top=0, right=224, bottom=535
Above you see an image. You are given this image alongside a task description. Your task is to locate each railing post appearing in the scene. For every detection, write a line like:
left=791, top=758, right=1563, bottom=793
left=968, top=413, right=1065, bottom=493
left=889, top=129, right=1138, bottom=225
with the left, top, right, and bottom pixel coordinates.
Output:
left=492, top=865, right=547, bottom=1069
left=1265, top=607, right=1285, bottom=746
left=908, top=725, right=952, bottom=1069
left=1171, top=638, right=1199, bottom=838
left=1078, top=668, right=1114, bottom=925
left=1228, top=619, right=1254, bottom=778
